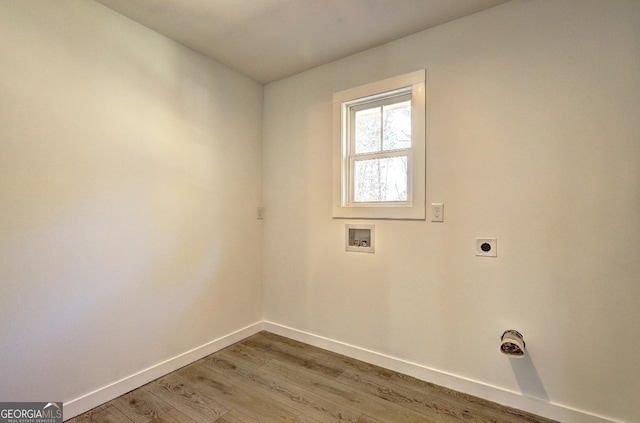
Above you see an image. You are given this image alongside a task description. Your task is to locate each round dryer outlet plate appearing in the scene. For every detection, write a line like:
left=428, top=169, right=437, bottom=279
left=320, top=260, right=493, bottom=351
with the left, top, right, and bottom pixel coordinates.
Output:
left=476, top=238, right=497, bottom=257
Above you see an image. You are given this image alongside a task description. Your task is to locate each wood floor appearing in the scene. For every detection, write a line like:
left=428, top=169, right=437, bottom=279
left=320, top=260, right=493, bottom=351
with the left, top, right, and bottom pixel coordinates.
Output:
left=68, top=331, right=557, bottom=423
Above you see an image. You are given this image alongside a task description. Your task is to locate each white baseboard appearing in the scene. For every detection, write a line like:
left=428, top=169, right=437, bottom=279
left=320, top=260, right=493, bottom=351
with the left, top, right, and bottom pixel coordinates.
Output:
left=63, top=320, right=618, bottom=423
left=263, top=321, right=618, bottom=423
left=63, top=321, right=264, bottom=421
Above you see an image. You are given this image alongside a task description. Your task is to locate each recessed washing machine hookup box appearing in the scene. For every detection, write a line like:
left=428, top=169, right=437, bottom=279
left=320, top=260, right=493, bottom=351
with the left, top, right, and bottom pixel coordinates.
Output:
left=345, top=224, right=375, bottom=253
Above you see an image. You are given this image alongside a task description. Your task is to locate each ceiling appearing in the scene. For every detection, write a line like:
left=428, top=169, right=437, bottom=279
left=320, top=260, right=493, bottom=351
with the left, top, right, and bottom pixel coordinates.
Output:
left=95, top=0, right=509, bottom=84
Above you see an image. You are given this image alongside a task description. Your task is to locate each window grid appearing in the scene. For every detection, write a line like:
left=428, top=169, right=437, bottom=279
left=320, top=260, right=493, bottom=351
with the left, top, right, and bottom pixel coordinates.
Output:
left=346, top=91, right=413, bottom=205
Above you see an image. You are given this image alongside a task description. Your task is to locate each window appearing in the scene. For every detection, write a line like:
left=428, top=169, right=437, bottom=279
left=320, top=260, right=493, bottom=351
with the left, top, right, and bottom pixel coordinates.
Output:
left=332, top=70, right=426, bottom=220
left=350, top=91, right=411, bottom=203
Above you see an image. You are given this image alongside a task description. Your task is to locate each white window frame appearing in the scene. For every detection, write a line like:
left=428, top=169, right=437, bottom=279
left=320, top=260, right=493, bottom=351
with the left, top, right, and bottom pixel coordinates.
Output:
left=332, top=70, right=426, bottom=220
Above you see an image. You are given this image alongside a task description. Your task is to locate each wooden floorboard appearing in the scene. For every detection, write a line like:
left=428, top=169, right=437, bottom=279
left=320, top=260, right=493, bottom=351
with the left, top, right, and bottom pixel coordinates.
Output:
left=67, top=331, right=558, bottom=423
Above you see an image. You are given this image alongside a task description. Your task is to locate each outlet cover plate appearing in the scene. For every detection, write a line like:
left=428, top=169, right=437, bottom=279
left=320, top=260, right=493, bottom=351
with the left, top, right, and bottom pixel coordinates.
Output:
left=476, top=238, right=497, bottom=257
left=431, top=203, right=444, bottom=222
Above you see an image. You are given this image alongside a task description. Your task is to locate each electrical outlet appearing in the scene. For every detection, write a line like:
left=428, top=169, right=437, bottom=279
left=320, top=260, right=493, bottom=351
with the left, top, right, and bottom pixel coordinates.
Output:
left=257, top=207, right=264, bottom=220
left=476, top=238, right=497, bottom=257
left=431, top=203, right=444, bottom=222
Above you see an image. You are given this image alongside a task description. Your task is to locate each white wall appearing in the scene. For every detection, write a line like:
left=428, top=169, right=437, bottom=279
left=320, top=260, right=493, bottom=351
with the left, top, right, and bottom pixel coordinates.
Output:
left=0, top=0, right=263, bottom=415
left=3, top=1, right=639, bottom=422
left=263, top=1, right=640, bottom=422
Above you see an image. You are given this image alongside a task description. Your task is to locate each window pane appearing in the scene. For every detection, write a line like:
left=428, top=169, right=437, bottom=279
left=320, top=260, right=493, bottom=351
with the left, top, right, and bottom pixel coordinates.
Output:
left=354, top=107, right=381, bottom=154
left=353, top=156, right=408, bottom=202
left=383, top=100, right=411, bottom=151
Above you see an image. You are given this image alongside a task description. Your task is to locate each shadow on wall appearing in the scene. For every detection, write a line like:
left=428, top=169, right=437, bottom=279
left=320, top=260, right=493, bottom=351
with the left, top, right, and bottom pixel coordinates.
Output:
left=509, top=353, right=549, bottom=401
